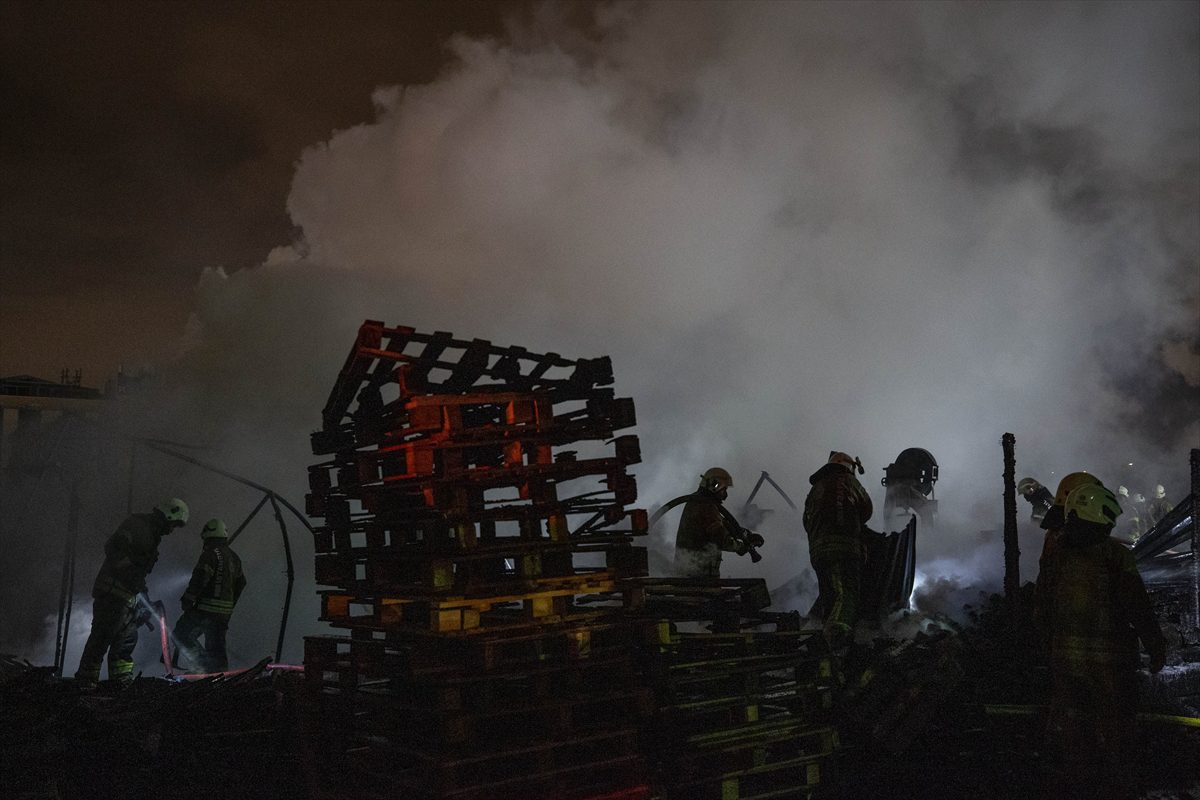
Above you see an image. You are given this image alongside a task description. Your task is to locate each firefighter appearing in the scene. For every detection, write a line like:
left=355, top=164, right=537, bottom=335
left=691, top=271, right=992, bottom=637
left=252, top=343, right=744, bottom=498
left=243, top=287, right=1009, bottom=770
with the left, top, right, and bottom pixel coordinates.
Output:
left=803, top=452, right=872, bottom=648
left=1036, top=483, right=1165, bottom=799
left=1146, top=484, right=1171, bottom=530
left=1116, top=485, right=1144, bottom=542
left=1018, top=477, right=1054, bottom=523
left=172, top=518, right=247, bottom=673
left=1033, top=472, right=1101, bottom=643
left=75, top=498, right=189, bottom=687
left=672, top=467, right=763, bottom=577
left=1037, top=472, right=1099, bottom=562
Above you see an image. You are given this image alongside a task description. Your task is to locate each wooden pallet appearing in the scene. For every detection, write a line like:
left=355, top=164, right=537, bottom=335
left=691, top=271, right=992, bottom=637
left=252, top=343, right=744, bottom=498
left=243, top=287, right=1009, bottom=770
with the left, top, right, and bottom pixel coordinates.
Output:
left=314, top=393, right=640, bottom=466
left=664, top=753, right=824, bottom=800
left=309, top=449, right=638, bottom=496
left=356, top=684, right=655, bottom=747
left=352, top=725, right=646, bottom=799
left=306, top=619, right=652, bottom=679
left=313, top=540, right=648, bottom=595
left=310, top=512, right=648, bottom=556
left=305, top=641, right=642, bottom=702
left=319, top=576, right=641, bottom=634
left=674, top=720, right=838, bottom=769
left=632, top=578, right=778, bottom=630
left=317, top=321, right=629, bottom=435
left=658, top=683, right=835, bottom=732
left=659, top=628, right=823, bottom=655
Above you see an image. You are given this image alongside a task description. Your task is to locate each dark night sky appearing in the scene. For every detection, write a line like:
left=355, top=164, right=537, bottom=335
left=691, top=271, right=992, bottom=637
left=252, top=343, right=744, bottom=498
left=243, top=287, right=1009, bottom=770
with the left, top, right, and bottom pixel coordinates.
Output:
left=0, top=1, right=522, bottom=381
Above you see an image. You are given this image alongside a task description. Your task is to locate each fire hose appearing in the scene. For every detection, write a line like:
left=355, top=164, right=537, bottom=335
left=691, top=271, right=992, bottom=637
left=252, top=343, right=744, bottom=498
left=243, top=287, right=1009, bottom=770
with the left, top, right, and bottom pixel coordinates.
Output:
left=983, top=703, right=1200, bottom=729
left=145, top=596, right=302, bottom=680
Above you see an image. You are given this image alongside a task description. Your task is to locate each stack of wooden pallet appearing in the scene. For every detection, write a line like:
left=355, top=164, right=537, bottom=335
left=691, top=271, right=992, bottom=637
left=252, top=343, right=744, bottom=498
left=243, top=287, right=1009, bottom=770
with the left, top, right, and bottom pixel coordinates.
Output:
left=636, top=578, right=840, bottom=800
left=304, top=321, right=654, bottom=800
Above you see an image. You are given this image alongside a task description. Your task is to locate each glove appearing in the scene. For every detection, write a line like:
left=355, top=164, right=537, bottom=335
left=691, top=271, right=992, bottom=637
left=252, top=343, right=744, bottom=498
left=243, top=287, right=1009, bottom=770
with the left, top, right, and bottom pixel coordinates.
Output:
left=746, top=532, right=765, bottom=549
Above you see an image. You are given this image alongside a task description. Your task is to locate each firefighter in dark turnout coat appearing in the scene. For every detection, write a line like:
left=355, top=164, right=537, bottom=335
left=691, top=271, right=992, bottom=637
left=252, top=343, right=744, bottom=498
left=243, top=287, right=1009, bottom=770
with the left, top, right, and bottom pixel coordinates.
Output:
left=75, top=499, right=189, bottom=685
left=803, top=452, right=873, bottom=647
left=1036, top=483, right=1165, bottom=799
left=172, top=518, right=247, bottom=673
left=673, top=467, right=763, bottom=577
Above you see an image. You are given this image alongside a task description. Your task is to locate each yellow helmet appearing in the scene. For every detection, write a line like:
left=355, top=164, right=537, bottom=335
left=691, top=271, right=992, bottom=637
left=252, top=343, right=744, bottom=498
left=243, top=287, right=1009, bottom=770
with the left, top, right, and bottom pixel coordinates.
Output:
left=1053, top=472, right=1100, bottom=507
left=1065, top=483, right=1122, bottom=526
left=700, top=467, right=733, bottom=492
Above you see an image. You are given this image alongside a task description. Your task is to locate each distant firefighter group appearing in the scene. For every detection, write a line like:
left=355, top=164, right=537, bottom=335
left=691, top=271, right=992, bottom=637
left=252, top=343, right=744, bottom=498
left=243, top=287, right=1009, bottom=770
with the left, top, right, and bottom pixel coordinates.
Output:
left=662, top=451, right=906, bottom=650
left=74, top=499, right=247, bottom=686
left=1020, top=474, right=1172, bottom=542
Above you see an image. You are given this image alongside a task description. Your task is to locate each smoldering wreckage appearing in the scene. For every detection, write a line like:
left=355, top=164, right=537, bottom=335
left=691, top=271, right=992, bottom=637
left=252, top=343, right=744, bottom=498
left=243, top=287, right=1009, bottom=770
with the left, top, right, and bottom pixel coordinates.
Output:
left=1, top=322, right=1197, bottom=800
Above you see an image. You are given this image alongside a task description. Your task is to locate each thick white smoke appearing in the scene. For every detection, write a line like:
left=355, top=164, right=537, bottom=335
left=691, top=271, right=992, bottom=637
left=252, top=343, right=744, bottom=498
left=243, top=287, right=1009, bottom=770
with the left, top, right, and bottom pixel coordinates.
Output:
left=189, top=1, right=1198, bottom=611
left=8, top=2, right=1197, bottom=665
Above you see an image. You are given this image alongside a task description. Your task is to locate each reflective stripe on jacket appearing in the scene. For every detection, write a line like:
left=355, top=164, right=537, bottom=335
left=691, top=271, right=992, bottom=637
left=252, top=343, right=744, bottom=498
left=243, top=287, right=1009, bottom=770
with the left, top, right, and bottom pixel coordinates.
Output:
left=182, top=543, right=246, bottom=618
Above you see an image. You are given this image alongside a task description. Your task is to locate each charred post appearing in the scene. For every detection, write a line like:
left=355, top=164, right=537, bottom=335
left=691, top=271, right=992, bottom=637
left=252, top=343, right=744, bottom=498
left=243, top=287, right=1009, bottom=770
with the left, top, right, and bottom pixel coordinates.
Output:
left=1001, top=433, right=1019, bottom=603
left=1192, top=448, right=1199, bottom=630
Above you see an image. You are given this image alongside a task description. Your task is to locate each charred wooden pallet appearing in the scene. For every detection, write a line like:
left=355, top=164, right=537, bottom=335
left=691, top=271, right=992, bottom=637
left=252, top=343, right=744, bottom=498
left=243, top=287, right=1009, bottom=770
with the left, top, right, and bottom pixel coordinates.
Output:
left=318, top=321, right=625, bottom=434
left=310, top=511, right=647, bottom=555
left=355, top=683, right=655, bottom=748
left=319, top=578, right=640, bottom=634
left=630, top=578, right=841, bottom=800
left=308, top=473, right=643, bottom=543
left=311, top=508, right=646, bottom=547
left=660, top=628, right=824, bottom=656
left=312, top=538, right=648, bottom=595
left=309, top=450, right=639, bottom=499
left=632, top=577, right=784, bottom=632
left=664, top=754, right=824, bottom=800
left=667, top=719, right=838, bottom=777
left=316, top=392, right=638, bottom=456
left=658, top=683, right=835, bottom=734
left=349, top=725, right=647, bottom=800
left=306, top=619, right=653, bottom=681
left=659, top=650, right=833, bottom=690
left=304, top=638, right=641, bottom=698
left=307, top=323, right=655, bottom=799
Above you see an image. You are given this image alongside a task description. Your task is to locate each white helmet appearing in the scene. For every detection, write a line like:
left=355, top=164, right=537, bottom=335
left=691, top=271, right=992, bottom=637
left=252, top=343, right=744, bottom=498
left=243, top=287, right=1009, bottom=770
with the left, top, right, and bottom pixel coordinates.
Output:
left=155, top=498, right=189, bottom=526
left=1117, top=485, right=1130, bottom=498
left=200, top=518, right=228, bottom=540
left=1154, top=485, right=1166, bottom=499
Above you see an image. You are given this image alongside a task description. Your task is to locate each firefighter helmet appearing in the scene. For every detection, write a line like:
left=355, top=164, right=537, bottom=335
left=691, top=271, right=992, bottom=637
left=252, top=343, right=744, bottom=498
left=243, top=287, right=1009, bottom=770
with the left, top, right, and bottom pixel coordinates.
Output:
left=1154, top=484, right=1166, bottom=499
left=1053, top=472, right=1099, bottom=507
left=1065, top=483, right=1122, bottom=527
left=828, top=451, right=864, bottom=475
left=155, top=498, right=189, bottom=526
left=1017, top=477, right=1041, bottom=496
left=200, top=518, right=229, bottom=540
left=700, top=467, right=733, bottom=492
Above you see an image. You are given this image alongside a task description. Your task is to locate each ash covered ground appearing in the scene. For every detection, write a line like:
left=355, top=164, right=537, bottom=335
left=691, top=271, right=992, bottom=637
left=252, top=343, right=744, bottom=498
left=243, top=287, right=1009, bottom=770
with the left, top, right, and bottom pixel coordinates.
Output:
left=3, top=582, right=1197, bottom=800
